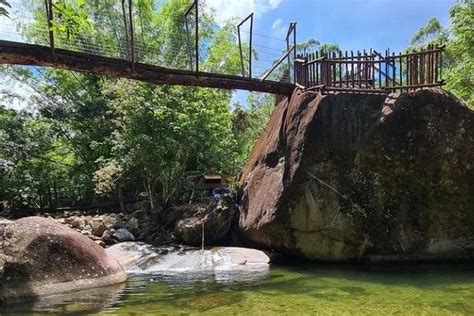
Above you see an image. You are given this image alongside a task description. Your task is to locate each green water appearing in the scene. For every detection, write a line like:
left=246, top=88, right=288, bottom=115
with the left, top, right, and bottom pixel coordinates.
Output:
left=3, top=262, right=474, bottom=315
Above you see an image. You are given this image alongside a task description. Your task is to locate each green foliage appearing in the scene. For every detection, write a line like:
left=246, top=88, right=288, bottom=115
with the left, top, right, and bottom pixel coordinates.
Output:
left=319, top=43, right=341, bottom=55
left=0, top=0, right=10, bottom=18
left=296, top=38, right=320, bottom=55
left=51, top=0, right=93, bottom=40
left=231, top=93, right=275, bottom=167
left=410, top=17, right=446, bottom=46
left=409, top=1, right=473, bottom=106
left=444, top=0, right=474, bottom=105
left=0, top=106, right=76, bottom=211
left=297, top=38, right=340, bottom=56
left=1, top=0, right=273, bottom=213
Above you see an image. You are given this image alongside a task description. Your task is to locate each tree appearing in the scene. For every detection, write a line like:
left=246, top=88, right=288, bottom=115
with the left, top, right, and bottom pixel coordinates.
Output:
left=410, top=17, right=447, bottom=46
left=444, top=0, right=473, bottom=105
left=408, top=1, right=473, bottom=106
left=1, top=0, right=274, bottom=213
left=0, top=0, right=10, bottom=18
left=297, top=38, right=320, bottom=55
left=51, top=0, right=93, bottom=41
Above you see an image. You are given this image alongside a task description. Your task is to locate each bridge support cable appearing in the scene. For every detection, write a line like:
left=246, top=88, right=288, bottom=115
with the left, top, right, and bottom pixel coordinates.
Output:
left=128, top=0, right=135, bottom=72
left=260, top=44, right=295, bottom=82
left=237, top=13, right=253, bottom=78
left=285, top=22, right=296, bottom=83
left=184, top=0, right=198, bottom=73
left=44, top=0, right=55, bottom=58
left=0, top=40, right=295, bottom=94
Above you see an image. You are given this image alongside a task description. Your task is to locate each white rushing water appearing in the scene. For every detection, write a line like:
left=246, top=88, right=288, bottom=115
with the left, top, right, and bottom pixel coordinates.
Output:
left=106, top=242, right=271, bottom=278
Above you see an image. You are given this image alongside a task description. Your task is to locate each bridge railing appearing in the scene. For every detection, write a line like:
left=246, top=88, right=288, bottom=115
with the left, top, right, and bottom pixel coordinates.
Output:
left=295, top=44, right=444, bottom=93
left=0, top=0, right=299, bottom=85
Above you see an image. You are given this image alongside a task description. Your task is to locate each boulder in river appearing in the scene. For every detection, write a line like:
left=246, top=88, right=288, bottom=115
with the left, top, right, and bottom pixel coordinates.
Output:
left=113, top=228, right=136, bottom=242
left=0, top=216, right=127, bottom=303
left=238, top=89, right=474, bottom=262
left=106, top=242, right=270, bottom=273
left=175, top=195, right=236, bottom=246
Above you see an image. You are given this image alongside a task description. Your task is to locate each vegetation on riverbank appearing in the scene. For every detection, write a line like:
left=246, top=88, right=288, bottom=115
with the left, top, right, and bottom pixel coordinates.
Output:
left=0, top=0, right=472, bottom=215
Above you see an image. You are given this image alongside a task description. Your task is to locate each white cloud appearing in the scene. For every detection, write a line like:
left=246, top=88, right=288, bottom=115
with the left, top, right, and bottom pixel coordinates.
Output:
left=272, top=18, right=282, bottom=30
left=205, top=0, right=283, bottom=25
left=271, top=18, right=286, bottom=37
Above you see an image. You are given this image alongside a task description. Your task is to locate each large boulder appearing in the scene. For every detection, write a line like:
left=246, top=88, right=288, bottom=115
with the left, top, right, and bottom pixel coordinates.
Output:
left=239, top=89, right=474, bottom=262
left=0, top=216, right=127, bottom=303
left=175, top=196, right=236, bottom=246
left=106, top=242, right=269, bottom=273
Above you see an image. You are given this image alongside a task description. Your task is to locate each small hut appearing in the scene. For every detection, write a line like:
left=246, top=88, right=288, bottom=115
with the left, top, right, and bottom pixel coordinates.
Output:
left=189, top=170, right=232, bottom=191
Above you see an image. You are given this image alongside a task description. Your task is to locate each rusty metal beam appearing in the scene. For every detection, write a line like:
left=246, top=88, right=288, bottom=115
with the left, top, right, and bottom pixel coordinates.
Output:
left=260, top=44, right=295, bottom=82
left=0, top=40, right=295, bottom=95
left=237, top=12, right=253, bottom=78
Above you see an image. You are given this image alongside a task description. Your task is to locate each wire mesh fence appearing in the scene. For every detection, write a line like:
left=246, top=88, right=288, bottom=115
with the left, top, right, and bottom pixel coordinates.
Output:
left=0, top=0, right=298, bottom=85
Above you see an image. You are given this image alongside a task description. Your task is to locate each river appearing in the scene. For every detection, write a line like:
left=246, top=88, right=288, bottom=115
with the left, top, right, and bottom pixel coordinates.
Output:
left=2, top=261, right=474, bottom=315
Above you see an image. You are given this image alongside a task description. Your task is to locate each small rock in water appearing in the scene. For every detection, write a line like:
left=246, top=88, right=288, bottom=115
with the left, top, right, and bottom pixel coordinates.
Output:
left=113, top=228, right=135, bottom=242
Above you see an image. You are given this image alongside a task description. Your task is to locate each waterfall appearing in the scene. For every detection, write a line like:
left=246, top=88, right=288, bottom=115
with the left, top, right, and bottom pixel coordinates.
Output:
left=201, top=218, right=205, bottom=251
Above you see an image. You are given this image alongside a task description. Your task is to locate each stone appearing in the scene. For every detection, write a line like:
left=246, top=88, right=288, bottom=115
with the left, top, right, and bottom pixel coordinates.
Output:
left=83, top=224, right=93, bottom=234
left=175, top=195, right=236, bottom=246
left=102, top=230, right=116, bottom=245
left=93, top=223, right=108, bottom=237
left=113, top=228, right=135, bottom=242
left=84, top=216, right=94, bottom=225
left=239, top=89, right=474, bottom=262
left=102, top=214, right=125, bottom=230
left=0, top=216, right=127, bottom=302
left=126, top=217, right=139, bottom=236
left=95, top=240, right=106, bottom=248
left=106, top=242, right=269, bottom=272
left=67, top=216, right=85, bottom=230
left=56, top=218, right=66, bottom=225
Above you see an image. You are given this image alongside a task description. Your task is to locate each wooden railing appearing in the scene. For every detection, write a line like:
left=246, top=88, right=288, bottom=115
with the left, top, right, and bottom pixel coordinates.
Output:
left=295, top=44, right=444, bottom=93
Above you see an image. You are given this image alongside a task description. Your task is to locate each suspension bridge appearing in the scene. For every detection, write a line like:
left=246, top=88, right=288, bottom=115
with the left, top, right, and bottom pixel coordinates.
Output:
left=0, top=0, right=444, bottom=96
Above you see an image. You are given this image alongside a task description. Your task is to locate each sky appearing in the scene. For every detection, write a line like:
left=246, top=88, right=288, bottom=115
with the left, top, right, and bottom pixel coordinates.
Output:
left=221, top=0, right=455, bottom=106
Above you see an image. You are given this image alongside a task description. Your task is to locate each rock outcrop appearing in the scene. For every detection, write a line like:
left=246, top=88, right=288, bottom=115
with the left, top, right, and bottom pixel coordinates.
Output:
left=107, top=242, right=269, bottom=273
left=0, top=216, right=127, bottom=302
left=175, top=195, right=236, bottom=246
left=239, top=89, right=474, bottom=262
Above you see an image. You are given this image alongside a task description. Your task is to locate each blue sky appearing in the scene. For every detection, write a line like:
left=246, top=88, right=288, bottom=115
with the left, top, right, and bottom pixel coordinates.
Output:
left=212, top=0, right=455, bottom=106
left=3, top=0, right=455, bottom=110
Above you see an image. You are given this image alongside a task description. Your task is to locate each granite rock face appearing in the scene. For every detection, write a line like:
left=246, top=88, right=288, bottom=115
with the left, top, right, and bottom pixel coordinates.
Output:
left=238, top=89, right=474, bottom=262
left=0, top=216, right=127, bottom=303
left=175, top=195, right=236, bottom=246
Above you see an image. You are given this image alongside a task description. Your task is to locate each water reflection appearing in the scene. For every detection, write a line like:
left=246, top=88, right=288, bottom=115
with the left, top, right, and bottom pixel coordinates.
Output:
left=3, top=262, right=474, bottom=315
left=130, top=264, right=270, bottom=286
left=0, top=282, right=126, bottom=315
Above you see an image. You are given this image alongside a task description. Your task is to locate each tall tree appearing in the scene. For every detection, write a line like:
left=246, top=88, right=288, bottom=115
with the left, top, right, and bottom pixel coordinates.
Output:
left=0, top=0, right=10, bottom=18
left=408, top=1, right=473, bottom=106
